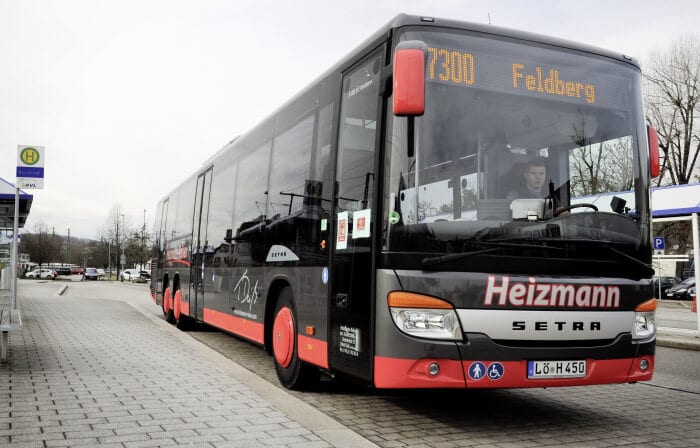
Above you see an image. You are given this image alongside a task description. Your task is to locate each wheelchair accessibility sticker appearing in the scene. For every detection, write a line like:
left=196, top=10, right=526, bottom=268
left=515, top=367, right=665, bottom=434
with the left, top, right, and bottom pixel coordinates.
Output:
left=468, top=361, right=504, bottom=381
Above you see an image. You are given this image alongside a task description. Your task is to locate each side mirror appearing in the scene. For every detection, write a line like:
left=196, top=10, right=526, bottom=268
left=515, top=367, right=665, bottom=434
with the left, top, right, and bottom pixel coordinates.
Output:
left=393, top=41, right=428, bottom=116
left=647, top=125, right=660, bottom=178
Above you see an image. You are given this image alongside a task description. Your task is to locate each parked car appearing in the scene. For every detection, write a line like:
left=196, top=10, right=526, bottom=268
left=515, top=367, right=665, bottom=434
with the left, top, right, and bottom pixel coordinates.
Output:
left=83, top=267, right=100, bottom=281
left=651, top=276, right=680, bottom=299
left=25, top=269, right=57, bottom=279
left=55, top=267, right=72, bottom=276
left=71, top=267, right=84, bottom=275
left=120, top=269, right=141, bottom=282
left=139, top=270, right=151, bottom=279
left=664, top=277, right=696, bottom=300
left=96, top=268, right=105, bottom=278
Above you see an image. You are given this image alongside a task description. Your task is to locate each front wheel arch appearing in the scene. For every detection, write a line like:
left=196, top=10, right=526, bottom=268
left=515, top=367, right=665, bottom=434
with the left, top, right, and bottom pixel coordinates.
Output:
left=271, top=287, right=320, bottom=390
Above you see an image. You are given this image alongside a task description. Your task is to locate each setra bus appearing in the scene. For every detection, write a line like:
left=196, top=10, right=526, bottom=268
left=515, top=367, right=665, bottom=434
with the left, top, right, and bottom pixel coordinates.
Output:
left=151, top=14, right=660, bottom=390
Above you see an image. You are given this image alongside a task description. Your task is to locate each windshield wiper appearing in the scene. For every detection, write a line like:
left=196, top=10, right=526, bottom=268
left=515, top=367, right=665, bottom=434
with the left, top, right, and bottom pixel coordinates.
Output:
left=421, top=247, right=501, bottom=268
left=420, top=241, right=565, bottom=268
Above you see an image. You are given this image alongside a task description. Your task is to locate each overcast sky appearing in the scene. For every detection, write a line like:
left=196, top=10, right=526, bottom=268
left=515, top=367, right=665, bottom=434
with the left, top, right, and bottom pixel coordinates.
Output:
left=1, top=0, right=698, bottom=239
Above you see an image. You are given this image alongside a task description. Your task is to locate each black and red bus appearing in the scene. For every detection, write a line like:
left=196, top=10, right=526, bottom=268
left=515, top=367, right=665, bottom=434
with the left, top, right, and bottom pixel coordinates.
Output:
left=151, top=14, right=660, bottom=390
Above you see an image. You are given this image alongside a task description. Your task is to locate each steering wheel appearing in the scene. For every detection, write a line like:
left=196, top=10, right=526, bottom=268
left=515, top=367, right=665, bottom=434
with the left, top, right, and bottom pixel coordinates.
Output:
left=554, top=203, right=598, bottom=216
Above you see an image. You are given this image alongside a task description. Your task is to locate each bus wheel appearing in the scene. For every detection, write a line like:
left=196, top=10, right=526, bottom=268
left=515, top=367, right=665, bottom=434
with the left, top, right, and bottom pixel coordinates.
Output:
left=174, top=289, right=192, bottom=330
left=272, top=288, right=319, bottom=390
left=163, top=287, right=175, bottom=324
left=163, top=287, right=171, bottom=315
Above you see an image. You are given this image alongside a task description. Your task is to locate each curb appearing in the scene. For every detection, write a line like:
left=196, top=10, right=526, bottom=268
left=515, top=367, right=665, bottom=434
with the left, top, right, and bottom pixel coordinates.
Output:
left=656, top=330, right=700, bottom=351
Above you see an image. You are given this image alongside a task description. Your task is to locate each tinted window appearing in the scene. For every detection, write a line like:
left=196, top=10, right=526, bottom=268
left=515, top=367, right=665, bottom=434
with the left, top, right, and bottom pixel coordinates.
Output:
left=207, top=161, right=236, bottom=247
left=232, top=142, right=271, bottom=235
left=267, top=114, right=314, bottom=218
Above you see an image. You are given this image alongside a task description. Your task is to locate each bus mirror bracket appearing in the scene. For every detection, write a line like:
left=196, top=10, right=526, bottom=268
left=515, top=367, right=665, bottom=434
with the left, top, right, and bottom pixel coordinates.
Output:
left=393, top=40, right=428, bottom=159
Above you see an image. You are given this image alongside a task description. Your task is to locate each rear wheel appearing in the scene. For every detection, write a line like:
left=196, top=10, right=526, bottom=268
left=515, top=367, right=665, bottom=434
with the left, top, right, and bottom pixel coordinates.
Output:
left=272, top=287, right=319, bottom=390
left=163, top=287, right=175, bottom=324
left=174, top=289, right=193, bottom=330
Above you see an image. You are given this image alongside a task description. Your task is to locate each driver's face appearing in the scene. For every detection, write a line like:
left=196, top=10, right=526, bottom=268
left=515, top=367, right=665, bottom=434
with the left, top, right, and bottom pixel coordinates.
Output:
left=524, top=165, right=546, bottom=190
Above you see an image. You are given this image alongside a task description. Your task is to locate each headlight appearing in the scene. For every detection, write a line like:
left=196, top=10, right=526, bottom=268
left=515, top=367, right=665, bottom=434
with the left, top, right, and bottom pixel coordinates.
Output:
left=632, top=299, right=656, bottom=340
left=388, top=292, right=463, bottom=341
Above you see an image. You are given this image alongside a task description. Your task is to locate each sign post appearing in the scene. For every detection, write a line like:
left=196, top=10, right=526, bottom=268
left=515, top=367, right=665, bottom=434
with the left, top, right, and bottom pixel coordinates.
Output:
left=13, top=145, right=45, bottom=309
left=652, top=237, right=665, bottom=300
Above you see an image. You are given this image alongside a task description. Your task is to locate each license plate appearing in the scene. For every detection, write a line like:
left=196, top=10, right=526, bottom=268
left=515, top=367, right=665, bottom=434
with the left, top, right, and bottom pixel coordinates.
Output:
left=527, top=360, right=586, bottom=379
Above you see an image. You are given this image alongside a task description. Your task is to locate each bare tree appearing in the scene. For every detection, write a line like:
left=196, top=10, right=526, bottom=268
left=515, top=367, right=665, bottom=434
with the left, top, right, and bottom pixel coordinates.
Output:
left=19, top=221, right=62, bottom=270
left=644, top=34, right=700, bottom=185
left=98, top=204, right=132, bottom=277
left=570, top=137, right=634, bottom=196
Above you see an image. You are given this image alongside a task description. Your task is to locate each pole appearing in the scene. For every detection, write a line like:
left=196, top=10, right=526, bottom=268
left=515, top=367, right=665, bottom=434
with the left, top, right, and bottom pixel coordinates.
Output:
left=657, top=257, right=662, bottom=299
left=692, top=212, right=700, bottom=333
left=116, top=215, right=119, bottom=281
left=11, top=187, right=19, bottom=310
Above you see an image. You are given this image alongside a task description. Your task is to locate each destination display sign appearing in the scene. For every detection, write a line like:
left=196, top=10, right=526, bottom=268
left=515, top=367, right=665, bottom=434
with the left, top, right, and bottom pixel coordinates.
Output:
left=425, top=44, right=629, bottom=110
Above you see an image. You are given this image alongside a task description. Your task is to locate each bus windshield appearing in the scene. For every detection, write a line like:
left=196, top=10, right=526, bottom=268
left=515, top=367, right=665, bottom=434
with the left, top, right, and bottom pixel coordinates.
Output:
left=383, top=29, right=650, bottom=276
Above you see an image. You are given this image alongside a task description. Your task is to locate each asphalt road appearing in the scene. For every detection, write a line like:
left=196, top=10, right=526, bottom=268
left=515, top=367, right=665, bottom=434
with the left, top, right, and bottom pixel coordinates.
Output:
left=42, top=279, right=700, bottom=448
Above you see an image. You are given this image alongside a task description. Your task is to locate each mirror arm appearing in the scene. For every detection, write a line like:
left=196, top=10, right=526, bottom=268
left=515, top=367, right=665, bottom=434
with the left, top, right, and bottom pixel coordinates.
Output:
left=407, top=116, right=415, bottom=158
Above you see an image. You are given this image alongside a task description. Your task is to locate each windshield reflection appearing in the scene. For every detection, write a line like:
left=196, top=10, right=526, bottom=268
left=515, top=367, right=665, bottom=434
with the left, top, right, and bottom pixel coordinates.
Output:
left=383, top=29, right=648, bottom=275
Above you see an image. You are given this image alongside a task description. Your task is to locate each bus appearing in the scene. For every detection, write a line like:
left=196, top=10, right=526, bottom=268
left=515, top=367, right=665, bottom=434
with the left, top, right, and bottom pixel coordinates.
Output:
left=151, top=14, right=660, bottom=390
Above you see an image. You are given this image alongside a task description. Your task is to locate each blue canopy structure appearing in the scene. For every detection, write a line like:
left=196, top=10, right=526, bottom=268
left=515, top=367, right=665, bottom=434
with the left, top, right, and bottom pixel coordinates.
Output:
left=0, top=177, right=33, bottom=229
left=572, top=182, right=700, bottom=218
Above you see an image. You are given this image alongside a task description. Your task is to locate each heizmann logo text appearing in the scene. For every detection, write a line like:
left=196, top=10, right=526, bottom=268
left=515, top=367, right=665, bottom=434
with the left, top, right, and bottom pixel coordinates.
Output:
left=20, top=147, right=40, bottom=165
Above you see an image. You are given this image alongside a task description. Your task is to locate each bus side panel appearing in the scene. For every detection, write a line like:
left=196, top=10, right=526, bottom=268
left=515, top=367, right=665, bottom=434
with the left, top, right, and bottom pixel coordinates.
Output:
left=265, top=267, right=329, bottom=369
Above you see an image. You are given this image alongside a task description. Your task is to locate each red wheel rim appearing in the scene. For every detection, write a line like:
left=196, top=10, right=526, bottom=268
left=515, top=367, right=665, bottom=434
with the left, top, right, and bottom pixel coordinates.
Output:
left=173, top=290, right=181, bottom=320
left=272, top=307, right=294, bottom=368
left=163, top=288, right=171, bottom=315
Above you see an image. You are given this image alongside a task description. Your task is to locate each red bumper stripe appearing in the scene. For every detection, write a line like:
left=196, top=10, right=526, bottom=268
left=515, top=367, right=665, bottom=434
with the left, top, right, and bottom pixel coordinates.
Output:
left=203, top=307, right=264, bottom=344
left=374, top=355, right=654, bottom=389
left=374, top=356, right=466, bottom=388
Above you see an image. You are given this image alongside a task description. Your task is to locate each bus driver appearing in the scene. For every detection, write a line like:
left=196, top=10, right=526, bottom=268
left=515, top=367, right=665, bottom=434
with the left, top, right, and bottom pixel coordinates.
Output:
left=507, top=158, right=548, bottom=201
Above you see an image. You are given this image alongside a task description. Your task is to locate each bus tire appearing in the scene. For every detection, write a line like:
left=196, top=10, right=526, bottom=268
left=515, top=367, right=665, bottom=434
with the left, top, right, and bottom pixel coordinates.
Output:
left=163, top=287, right=175, bottom=324
left=272, top=287, right=319, bottom=390
left=174, top=289, right=192, bottom=330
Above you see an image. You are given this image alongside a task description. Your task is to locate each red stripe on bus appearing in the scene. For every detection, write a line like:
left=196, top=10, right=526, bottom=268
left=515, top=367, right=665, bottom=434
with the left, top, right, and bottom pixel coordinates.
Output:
left=462, top=357, right=654, bottom=388
left=203, top=307, right=264, bottom=344
left=374, top=356, right=654, bottom=389
left=298, top=335, right=328, bottom=369
left=180, top=299, right=190, bottom=316
left=374, top=356, right=466, bottom=388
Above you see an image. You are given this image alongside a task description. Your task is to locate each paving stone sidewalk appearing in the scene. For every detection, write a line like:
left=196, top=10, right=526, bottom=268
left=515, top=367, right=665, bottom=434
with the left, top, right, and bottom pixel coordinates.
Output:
left=0, top=287, right=373, bottom=448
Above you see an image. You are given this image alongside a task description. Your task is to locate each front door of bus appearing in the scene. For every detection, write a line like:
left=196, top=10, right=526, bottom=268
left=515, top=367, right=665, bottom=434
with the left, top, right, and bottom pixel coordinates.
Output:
left=329, top=50, right=382, bottom=382
left=190, top=168, right=212, bottom=320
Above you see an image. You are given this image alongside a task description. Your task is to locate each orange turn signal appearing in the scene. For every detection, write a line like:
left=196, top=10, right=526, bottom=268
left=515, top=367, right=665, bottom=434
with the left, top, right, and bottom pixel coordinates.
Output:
left=635, top=298, right=657, bottom=312
left=387, top=291, right=453, bottom=309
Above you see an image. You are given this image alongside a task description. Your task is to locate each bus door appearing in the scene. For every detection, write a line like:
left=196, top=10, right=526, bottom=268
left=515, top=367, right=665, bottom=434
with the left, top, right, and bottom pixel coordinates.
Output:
left=190, top=168, right=212, bottom=320
left=156, top=198, right=169, bottom=298
left=329, top=49, right=383, bottom=382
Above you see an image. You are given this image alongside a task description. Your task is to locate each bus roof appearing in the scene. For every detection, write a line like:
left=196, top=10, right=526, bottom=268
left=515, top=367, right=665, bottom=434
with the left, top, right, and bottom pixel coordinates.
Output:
left=158, top=14, right=641, bottom=204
